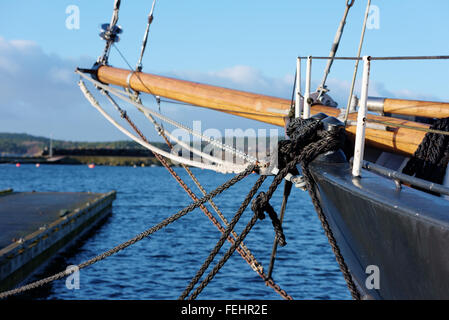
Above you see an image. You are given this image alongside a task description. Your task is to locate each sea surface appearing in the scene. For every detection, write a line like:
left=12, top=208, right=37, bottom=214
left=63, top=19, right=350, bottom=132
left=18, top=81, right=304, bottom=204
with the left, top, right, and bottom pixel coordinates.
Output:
left=0, top=164, right=350, bottom=300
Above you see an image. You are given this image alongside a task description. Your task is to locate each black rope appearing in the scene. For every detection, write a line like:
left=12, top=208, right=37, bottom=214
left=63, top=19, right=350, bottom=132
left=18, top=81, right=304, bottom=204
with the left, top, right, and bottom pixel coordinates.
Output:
left=301, top=164, right=361, bottom=300
left=184, top=115, right=361, bottom=300
left=179, top=175, right=267, bottom=300
left=402, top=117, right=449, bottom=189
left=251, top=191, right=286, bottom=247
left=188, top=207, right=262, bottom=300
left=266, top=180, right=292, bottom=280
left=282, top=117, right=361, bottom=300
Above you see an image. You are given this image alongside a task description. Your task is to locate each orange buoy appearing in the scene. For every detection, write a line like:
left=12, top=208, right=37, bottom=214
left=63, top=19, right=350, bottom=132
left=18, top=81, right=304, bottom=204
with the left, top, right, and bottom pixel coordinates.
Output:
left=88, top=164, right=95, bottom=169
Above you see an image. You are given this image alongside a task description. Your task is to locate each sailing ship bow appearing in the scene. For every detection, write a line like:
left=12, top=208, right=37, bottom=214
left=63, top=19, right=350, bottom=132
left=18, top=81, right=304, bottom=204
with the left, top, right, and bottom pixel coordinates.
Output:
left=92, top=65, right=449, bottom=157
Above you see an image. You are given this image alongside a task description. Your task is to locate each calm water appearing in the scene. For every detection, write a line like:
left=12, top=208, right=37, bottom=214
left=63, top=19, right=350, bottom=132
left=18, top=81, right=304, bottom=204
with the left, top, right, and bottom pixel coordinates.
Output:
left=0, top=164, right=350, bottom=300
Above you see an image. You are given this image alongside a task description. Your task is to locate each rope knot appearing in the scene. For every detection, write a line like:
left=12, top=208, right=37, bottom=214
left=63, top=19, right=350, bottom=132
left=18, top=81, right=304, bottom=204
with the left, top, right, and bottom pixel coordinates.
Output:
left=251, top=192, right=287, bottom=247
left=251, top=192, right=269, bottom=220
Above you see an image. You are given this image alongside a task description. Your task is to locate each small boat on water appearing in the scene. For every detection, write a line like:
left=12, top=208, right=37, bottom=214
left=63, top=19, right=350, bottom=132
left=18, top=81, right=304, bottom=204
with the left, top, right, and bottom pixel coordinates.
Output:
left=88, top=163, right=95, bottom=169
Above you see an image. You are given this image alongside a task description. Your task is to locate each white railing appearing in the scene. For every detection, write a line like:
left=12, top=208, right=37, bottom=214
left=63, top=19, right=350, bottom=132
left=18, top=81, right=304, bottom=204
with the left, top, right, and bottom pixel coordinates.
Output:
left=295, top=57, right=302, bottom=118
left=351, top=56, right=371, bottom=177
left=293, top=54, right=449, bottom=178
left=303, top=56, right=312, bottom=119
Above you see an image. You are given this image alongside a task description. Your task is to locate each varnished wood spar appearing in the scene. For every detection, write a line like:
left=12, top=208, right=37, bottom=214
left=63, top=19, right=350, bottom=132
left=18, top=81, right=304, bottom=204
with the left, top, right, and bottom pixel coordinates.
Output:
left=97, top=66, right=288, bottom=126
left=304, top=104, right=428, bottom=156
left=97, top=66, right=430, bottom=156
left=383, top=98, right=449, bottom=118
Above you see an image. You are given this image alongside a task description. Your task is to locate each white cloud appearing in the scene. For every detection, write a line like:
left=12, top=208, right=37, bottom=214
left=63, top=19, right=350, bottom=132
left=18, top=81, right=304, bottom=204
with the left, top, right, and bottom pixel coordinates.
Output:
left=0, top=37, right=127, bottom=141
left=0, top=37, right=91, bottom=110
left=8, top=39, right=37, bottom=50
left=168, top=65, right=294, bottom=99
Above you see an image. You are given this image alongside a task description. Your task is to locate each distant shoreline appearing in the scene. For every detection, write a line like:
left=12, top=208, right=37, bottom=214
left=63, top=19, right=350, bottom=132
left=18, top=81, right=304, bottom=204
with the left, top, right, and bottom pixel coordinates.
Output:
left=0, top=132, right=279, bottom=167
left=0, top=155, right=167, bottom=167
left=0, top=132, right=170, bottom=167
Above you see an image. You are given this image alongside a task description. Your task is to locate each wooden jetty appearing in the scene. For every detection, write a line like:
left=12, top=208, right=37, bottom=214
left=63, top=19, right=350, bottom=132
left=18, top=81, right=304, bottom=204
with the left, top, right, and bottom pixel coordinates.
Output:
left=0, top=189, right=116, bottom=291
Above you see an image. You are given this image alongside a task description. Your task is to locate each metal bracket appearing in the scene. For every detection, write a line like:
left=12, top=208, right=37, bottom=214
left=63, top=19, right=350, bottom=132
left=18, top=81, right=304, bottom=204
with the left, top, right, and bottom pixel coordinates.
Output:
left=291, top=175, right=307, bottom=191
left=99, top=23, right=122, bottom=43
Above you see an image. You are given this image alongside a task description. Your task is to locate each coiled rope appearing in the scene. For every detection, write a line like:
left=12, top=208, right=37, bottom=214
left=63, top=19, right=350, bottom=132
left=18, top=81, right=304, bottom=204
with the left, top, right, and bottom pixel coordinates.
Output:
left=402, top=117, right=449, bottom=187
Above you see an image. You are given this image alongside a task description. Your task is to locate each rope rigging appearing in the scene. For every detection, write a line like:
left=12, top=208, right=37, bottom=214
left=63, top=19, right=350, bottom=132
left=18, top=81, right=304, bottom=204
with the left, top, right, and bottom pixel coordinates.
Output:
left=108, top=39, right=261, bottom=165
left=101, top=88, right=281, bottom=297
left=284, top=116, right=361, bottom=300
left=78, top=0, right=291, bottom=300
left=179, top=174, right=268, bottom=300
left=0, top=0, right=384, bottom=301
left=89, top=0, right=360, bottom=300
left=266, top=180, right=292, bottom=280
left=342, top=0, right=371, bottom=127
left=136, top=0, right=157, bottom=72
left=0, top=111, right=359, bottom=300
left=402, top=117, right=449, bottom=188
left=0, top=164, right=255, bottom=299
left=180, top=115, right=361, bottom=300
left=316, top=0, right=354, bottom=100
left=78, top=77, right=294, bottom=299
left=78, top=79, right=246, bottom=173
left=77, top=69, right=260, bottom=166
left=97, top=0, right=122, bottom=65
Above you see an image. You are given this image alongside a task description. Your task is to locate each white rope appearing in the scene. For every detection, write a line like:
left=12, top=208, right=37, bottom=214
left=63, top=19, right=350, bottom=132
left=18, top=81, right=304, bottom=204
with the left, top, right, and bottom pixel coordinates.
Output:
left=141, top=109, right=238, bottom=168
left=76, top=69, right=259, bottom=164
left=78, top=80, right=248, bottom=174
left=109, top=84, right=258, bottom=163
left=101, top=89, right=239, bottom=168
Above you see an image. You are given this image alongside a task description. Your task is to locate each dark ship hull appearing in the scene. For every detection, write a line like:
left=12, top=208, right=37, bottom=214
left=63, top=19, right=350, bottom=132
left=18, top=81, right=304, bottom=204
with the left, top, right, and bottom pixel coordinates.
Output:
left=308, top=151, right=449, bottom=299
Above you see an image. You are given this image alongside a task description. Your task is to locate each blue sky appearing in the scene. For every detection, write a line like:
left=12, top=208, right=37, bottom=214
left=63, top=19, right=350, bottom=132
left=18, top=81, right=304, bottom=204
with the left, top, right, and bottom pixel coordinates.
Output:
left=0, top=0, right=448, bottom=141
